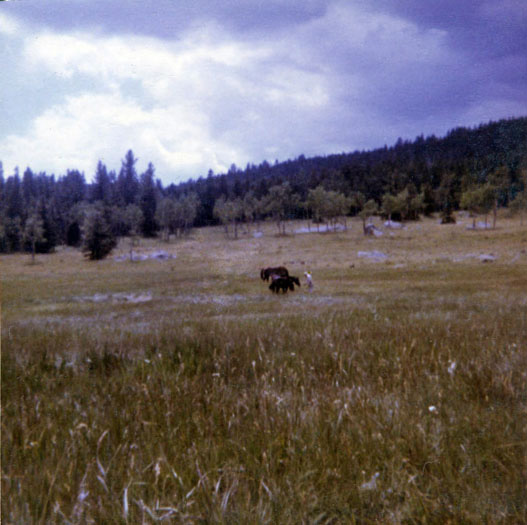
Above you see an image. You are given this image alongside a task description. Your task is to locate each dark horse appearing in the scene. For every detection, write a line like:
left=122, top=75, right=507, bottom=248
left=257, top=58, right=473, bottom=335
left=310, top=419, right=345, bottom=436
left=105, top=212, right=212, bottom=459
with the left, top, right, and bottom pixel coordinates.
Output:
left=260, top=266, right=289, bottom=281
left=269, top=275, right=301, bottom=293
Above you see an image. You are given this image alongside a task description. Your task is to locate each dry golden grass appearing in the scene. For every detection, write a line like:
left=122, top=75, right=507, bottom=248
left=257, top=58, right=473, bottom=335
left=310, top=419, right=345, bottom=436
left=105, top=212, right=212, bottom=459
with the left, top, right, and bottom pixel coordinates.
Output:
left=2, top=214, right=527, bottom=523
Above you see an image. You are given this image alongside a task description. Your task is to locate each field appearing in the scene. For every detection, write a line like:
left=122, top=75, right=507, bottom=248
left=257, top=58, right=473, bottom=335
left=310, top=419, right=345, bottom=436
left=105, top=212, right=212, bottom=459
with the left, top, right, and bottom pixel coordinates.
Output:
left=2, top=215, right=527, bottom=523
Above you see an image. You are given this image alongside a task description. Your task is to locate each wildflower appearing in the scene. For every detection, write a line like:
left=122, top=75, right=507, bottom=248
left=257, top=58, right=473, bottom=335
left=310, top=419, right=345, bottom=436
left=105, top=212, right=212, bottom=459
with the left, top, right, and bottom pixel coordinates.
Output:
left=448, top=361, right=457, bottom=376
left=360, top=472, right=380, bottom=491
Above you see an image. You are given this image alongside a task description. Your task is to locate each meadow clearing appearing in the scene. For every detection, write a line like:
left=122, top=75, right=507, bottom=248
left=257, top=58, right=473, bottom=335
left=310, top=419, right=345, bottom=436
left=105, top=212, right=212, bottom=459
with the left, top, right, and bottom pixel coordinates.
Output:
left=2, top=215, right=527, bottom=524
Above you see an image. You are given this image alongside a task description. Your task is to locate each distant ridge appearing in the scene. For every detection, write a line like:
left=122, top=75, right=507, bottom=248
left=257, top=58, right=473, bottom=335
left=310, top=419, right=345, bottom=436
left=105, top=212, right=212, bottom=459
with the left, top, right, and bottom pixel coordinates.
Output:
left=168, top=116, right=527, bottom=225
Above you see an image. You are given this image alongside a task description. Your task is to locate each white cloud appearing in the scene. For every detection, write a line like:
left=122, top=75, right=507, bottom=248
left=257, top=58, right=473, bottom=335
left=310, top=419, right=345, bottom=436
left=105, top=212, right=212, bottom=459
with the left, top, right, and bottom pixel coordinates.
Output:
left=8, top=21, right=335, bottom=181
left=0, top=12, right=19, bottom=35
left=1, top=90, right=246, bottom=178
left=4, top=92, right=145, bottom=174
left=283, top=2, right=448, bottom=70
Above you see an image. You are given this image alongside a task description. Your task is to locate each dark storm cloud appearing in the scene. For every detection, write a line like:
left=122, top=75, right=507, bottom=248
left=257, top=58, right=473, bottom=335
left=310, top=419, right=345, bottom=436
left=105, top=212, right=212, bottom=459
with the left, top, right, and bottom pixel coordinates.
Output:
left=6, top=0, right=327, bottom=37
left=7, top=0, right=526, bottom=109
left=371, top=0, right=527, bottom=88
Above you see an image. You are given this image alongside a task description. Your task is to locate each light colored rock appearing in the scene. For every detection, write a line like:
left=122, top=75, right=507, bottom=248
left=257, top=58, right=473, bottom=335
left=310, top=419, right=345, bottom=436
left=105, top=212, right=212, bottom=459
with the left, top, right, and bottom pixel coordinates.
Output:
left=384, top=220, right=403, bottom=229
left=358, top=250, right=388, bottom=260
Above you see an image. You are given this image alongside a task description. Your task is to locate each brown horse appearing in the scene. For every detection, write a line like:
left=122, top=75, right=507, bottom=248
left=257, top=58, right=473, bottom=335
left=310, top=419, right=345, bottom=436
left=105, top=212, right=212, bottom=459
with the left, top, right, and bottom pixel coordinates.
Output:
left=269, top=275, right=301, bottom=293
left=260, top=266, right=289, bottom=281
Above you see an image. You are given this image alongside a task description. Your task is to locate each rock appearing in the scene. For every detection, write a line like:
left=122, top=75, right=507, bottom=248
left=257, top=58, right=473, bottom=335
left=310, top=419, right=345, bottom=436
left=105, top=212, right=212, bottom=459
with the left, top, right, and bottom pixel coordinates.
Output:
left=364, top=224, right=383, bottom=236
left=466, top=221, right=491, bottom=230
left=357, top=250, right=388, bottom=261
left=112, top=292, right=152, bottom=303
left=114, top=251, right=176, bottom=261
left=384, top=220, right=403, bottom=229
left=150, top=250, right=175, bottom=260
left=479, top=254, right=496, bottom=263
left=91, top=293, right=110, bottom=303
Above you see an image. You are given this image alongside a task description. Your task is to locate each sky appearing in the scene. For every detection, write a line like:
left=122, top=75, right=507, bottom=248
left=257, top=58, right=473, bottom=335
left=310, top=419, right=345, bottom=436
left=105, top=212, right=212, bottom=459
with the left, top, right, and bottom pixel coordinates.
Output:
left=1, top=0, right=526, bottom=185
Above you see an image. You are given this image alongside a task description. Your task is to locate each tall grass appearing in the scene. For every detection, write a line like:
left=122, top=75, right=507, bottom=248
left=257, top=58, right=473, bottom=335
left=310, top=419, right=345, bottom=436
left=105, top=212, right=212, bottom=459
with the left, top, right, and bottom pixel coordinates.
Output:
left=2, top=217, right=527, bottom=523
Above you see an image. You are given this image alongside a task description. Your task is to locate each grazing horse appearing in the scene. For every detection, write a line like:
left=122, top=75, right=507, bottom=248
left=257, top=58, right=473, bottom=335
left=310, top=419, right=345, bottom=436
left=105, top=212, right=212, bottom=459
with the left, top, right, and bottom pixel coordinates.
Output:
left=269, top=275, right=301, bottom=293
left=260, top=266, right=289, bottom=281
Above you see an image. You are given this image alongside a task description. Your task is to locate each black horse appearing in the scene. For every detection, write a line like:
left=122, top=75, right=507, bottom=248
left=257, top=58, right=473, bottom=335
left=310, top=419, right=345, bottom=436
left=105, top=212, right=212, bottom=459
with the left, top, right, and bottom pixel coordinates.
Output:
left=260, top=266, right=289, bottom=281
left=269, top=275, right=301, bottom=293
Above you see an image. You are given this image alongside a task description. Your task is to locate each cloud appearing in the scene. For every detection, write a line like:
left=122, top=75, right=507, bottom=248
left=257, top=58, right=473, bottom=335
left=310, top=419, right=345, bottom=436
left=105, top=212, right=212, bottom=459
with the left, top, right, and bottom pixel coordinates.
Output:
left=1, top=3, right=525, bottom=184
left=5, top=21, right=335, bottom=180
left=0, top=12, right=19, bottom=35
left=480, top=0, right=527, bottom=27
left=2, top=89, right=246, bottom=178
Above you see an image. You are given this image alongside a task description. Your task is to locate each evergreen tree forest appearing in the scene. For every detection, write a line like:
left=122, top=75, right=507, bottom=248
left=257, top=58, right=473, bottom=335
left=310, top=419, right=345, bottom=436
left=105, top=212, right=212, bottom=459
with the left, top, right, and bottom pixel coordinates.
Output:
left=1, top=117, right=526, bottom=255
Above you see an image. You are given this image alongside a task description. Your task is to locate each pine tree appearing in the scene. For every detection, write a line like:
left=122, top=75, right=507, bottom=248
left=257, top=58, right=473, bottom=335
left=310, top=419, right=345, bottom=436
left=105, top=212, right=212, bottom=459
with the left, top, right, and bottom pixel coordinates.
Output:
left=436, top=173, right=458, bottom=224
left=58, top=170, right=86, bottom=209
left=22, top=168, right=37, bottom=209
left=139, top=163, right=158, bottom=237
left=66, top=202, right=87, bottom=247
left=421, top=183, right=436, bottom=216
left=116, top=150, right=140, bottom=206
left=82, top=207, right=117, bottom=260
left=91, top=161, right=112, bottom=204
left=0, top=217, right=22, bottom=253
left=5, top=169, right=23, bottom=219
left=35, top=200, right=58, bottom=253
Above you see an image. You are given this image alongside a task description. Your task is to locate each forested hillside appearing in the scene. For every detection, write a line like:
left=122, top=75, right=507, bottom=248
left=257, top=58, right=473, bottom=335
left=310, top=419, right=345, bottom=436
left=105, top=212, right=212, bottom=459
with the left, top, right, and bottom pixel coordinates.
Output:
left=173, top=116, right=527, bottom=225
left=1, top=117, right=526, bottom=254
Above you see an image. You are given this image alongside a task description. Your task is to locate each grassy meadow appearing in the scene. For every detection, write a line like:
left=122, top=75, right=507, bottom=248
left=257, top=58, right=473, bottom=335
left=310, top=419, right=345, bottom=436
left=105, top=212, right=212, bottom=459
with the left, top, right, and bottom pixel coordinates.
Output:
left=2, top=215, right=527, bottom=523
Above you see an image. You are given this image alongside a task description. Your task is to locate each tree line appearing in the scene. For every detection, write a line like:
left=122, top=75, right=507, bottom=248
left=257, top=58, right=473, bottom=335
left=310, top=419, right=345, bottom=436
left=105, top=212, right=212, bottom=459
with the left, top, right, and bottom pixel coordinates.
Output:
left=1, top=117, right=526, bottom=259
left=0, top=150, right=198, bottom=259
